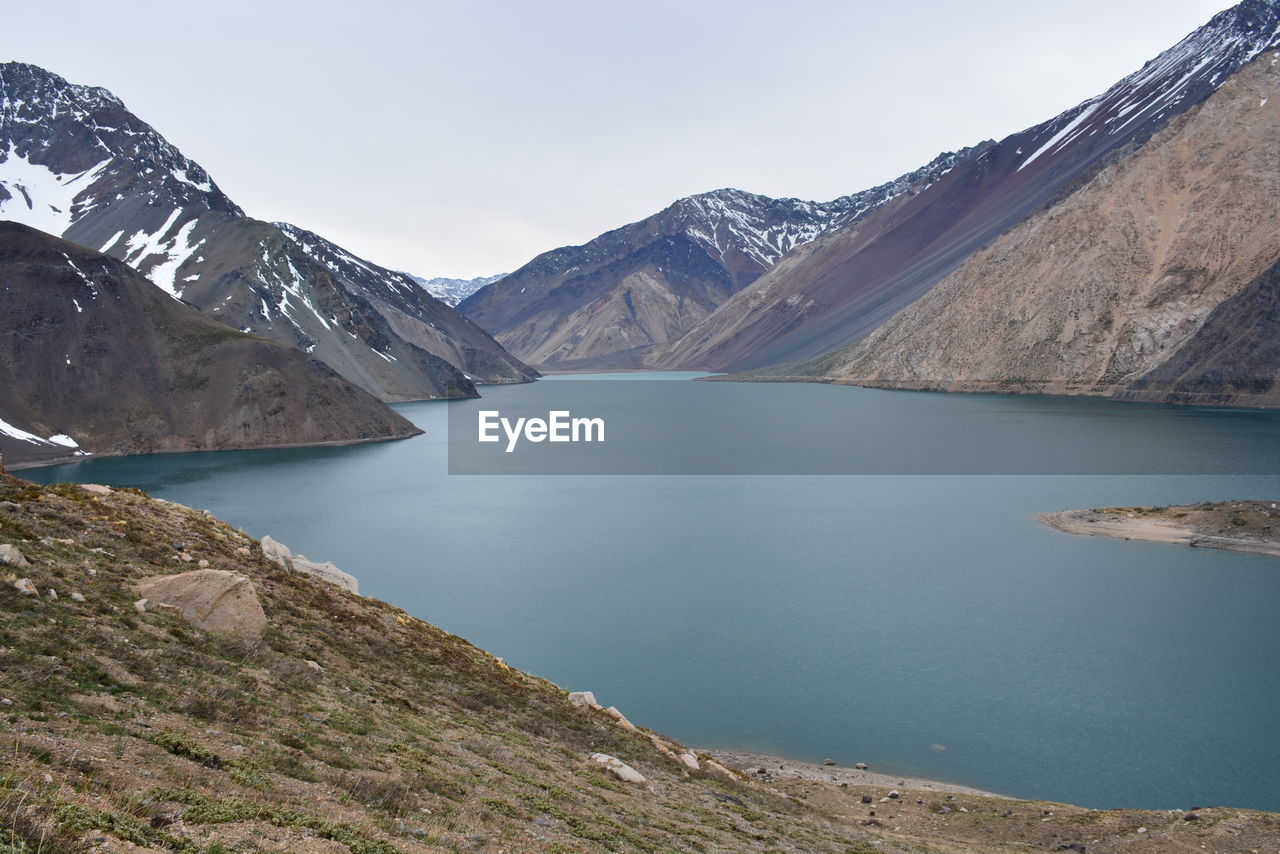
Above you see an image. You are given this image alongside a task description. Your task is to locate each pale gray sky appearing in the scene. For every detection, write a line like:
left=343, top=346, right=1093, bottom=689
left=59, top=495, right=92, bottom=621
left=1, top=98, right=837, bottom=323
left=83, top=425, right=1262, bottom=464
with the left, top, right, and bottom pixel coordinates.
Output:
left=7, top=0, right=1233, bottom=277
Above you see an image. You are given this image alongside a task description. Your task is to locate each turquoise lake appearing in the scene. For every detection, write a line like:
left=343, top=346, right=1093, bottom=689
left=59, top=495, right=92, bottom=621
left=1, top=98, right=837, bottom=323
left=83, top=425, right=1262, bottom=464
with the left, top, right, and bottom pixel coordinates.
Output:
left=24, top=374, right=1280, bottom=811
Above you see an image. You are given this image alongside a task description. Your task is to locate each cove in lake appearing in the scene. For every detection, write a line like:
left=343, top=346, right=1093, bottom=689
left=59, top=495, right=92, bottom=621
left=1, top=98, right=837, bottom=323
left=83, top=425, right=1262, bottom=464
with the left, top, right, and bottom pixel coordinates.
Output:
left=26, top=374, right=1280, bottom=811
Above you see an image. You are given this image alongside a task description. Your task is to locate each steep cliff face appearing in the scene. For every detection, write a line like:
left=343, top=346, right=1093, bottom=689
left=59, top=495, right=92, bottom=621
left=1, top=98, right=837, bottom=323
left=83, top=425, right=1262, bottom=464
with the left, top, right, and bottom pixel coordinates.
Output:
left=764, top=55, right=1280, bottom=407
left=458, top=149, right=976, bottom=369
left=655, top=0, right=1280, bottom=372
left=0, top=62, right=535, bottom=400
left=0, top=223, right=421, bottom=466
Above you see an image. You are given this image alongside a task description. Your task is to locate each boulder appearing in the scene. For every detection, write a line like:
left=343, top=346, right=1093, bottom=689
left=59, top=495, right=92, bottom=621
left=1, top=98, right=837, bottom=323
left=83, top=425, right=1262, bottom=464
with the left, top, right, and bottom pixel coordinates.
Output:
left=260, top=535, right=293, bottom=570
left=703, top=760, right=738, bottom=782
left=677, top=751, right=700, bottom=771
left=605, top=706, right=639, bottom=732
left=79, top=484, right=113, bottom=496
left=568, top=691, right=599, bottom=710
left=292, top=554, right=359, bottom=593
left=133, top=569, right=267, bottom=639
left=13, top=577, right=37, bottom=595
left=0, top=544, right=30, bottom=568
left=589, top=753, right=646, bottom=784
left=260, top=535, right=358, bottom=593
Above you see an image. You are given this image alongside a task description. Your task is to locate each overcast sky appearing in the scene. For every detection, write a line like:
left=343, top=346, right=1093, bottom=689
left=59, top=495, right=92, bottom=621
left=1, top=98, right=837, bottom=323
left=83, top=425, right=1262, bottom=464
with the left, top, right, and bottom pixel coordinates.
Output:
left=7, top=0, right=1232, bottom=277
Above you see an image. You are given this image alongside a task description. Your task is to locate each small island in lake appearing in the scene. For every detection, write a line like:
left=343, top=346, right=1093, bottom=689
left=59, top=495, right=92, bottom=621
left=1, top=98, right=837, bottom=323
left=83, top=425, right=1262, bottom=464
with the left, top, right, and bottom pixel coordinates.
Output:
left=1041, top=501, right=1280, bottom=557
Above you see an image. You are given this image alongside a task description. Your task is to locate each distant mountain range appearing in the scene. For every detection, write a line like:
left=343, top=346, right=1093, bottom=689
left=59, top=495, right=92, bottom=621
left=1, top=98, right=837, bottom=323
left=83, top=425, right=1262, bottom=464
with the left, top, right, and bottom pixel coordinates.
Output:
left=458, top=150, right=978, bottom=369
left=459, top=0, right=1280, bottom=408
left=409, top=273, right=506, bottom=307
left=0, top=62, right=536, bottom=403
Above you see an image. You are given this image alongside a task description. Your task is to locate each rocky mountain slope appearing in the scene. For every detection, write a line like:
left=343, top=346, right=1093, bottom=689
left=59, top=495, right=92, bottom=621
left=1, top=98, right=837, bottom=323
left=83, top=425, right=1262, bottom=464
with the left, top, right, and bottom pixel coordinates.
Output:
left=4, top=474, right=1278, bottom=853
left=0, top=222, right=420, bottom=467
left=748, top=51, right=1280, bottom=407
left=410, top=272, right=505, bottom=307
left=0, top=62, right=536, bottom=400
left=653, top=0, right=1280, bottom=372
left=458, top=149, right=978, bottom=369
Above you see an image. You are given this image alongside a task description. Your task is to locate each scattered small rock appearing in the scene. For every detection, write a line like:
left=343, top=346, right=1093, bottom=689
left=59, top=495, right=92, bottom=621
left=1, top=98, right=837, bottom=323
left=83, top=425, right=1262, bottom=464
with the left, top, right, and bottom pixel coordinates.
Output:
left=0, top=544, right=30, bottom=568
left=46, top=588, right=57, bottom=599
left=860, top=818, right=883, bottom=827
left=588, top=752, right=646, bottom=784
left=69, top=591, right=86, bottom=602
left=1136, top=827, right=1147, bottom=833
left=133, top=598, right=150, bottom=613
left=13, top=577, right=37, bottom=595
left=854, top=762, right=869, bottom=770
left=304, top=659, right=323, bottom=672
left=1057, top=844, right=1086, bottom=852
left=887, top=790, right=900, bottom=799
left=1183, top=813, right=1200, bottom=821
left=234, top=546, right=251, bottom=557
left=823, top=758, right=836, bottom=766
left=860, top=795, right=873, bottom=804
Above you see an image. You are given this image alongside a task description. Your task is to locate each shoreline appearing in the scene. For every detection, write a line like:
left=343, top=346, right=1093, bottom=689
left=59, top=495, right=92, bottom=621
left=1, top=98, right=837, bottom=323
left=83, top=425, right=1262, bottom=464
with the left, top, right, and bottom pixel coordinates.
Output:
left=1040, top=506, right=1280, bottom=557
left=705, top=748, right=1011, bottom=798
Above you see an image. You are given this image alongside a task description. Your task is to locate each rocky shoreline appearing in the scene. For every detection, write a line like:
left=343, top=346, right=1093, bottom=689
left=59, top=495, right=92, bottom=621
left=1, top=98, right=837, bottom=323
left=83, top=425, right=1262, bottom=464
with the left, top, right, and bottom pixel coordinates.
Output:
left=706, top=749, right=1009, bottom=798
left=1040, top=501, right=1280, bottom=557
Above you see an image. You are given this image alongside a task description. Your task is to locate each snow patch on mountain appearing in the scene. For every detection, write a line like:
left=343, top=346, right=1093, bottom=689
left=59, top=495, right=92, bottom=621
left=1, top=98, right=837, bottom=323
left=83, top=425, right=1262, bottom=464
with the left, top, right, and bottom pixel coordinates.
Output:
left=0, top=144, right=109, bottom=235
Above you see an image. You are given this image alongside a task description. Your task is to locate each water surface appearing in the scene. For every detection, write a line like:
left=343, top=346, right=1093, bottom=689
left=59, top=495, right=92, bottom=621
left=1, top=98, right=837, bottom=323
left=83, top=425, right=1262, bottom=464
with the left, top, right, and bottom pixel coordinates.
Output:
left=26, top=375, right=1280, bottom=810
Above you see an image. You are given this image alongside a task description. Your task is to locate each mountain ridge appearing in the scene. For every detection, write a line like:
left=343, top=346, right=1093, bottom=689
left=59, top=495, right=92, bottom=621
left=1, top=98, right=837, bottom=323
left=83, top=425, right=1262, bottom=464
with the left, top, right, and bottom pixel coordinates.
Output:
left=0, top=221, right=421, bottom=467
left=649, top=0, right=1280, bottom=373
left=457, top=146, right=982, bottom=368
left=0, top=62, right=536, bottom=402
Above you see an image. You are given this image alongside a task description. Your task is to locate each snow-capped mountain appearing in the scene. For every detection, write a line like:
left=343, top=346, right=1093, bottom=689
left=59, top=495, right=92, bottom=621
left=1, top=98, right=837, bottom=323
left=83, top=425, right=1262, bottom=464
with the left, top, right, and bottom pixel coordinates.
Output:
left=651, top=0, right=1280, bottom=372
left=409, top=273, right=506, bottom=307
left=0, top=62, right=536, bottom=400
left=0, top=222, right=419, bottom=467
left=457, top=146, right=979, bottom=368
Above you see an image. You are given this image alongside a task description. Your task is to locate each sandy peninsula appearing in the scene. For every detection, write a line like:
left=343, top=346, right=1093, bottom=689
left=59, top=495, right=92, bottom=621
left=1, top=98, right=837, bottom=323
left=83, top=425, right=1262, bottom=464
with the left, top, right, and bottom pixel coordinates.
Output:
left=1040, top=500, right=1280, bottom=557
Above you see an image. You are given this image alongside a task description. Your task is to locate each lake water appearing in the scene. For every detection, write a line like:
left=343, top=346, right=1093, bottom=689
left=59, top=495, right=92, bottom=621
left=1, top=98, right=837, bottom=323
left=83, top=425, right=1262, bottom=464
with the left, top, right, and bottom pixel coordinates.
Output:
left=24, top=374, right=1280, bottom=811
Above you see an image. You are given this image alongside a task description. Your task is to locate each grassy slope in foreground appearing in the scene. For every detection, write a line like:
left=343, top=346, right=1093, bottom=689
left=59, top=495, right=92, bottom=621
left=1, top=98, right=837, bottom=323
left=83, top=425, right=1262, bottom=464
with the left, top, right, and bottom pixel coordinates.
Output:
left=2, top=475, right=1279, bottom=853
left=1042, top=500, right=1280, bottom=557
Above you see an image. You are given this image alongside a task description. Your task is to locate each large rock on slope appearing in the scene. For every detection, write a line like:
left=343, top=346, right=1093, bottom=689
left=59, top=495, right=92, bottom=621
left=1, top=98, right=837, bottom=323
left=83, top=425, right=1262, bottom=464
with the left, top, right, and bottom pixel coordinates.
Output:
left=134, top=570, right=267, bottom=639
left=260, top=535, right=359, bottom=593
left=770, top=54, right=1280, bottom=407
left=0, top=223, right=421, bottom=466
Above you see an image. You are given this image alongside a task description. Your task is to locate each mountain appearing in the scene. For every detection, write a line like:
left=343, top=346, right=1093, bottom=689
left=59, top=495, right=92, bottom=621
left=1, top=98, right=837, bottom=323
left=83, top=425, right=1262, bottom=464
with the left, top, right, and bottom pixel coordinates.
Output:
left=650, top=0, right=1280, bottom=373
left=749, top=52, right=1280, bottom=407
left=0, top=62, right=537, bottom=401
left=0, top=222, right=420, bottom=467
left=5, top=476, right=1279, bottom=852
left=409, top=272, right=506, bottom=306
left=457, top=148, right=979, bottom=369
